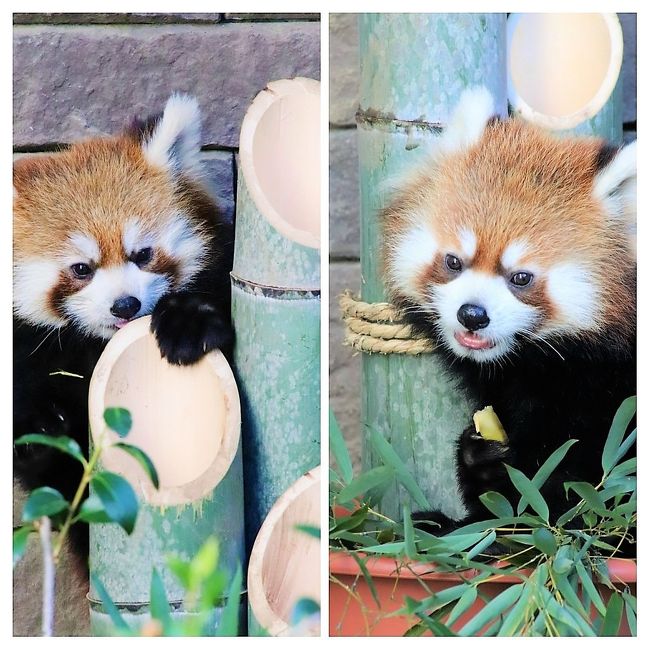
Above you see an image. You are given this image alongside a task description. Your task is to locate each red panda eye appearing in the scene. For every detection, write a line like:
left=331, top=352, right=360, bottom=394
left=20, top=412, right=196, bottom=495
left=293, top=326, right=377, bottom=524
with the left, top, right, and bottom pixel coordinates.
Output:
left=70, top=263, right=93, bottom=279
left=511, top=271, right=533, bottom=287
left=132, top=247, right=153, bottom=266
left=445, top=254, right=463, bottom=272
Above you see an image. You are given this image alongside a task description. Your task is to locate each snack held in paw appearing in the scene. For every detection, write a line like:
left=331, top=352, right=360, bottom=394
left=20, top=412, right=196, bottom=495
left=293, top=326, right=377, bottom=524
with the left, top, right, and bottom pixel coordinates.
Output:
left=473, top=406, right=508, bottom=444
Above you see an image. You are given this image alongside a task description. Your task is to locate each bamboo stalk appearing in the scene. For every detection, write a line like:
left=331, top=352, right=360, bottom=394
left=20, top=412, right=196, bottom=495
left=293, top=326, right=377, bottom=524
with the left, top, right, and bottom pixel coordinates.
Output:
left=507, top=13, right=624, bottom=141
left=357, top=13, right=508, bottom=521
left=247, top=467, right=320, bottom=636
left=232, top=78, right=321, bottom=553
left=87, top=316, right=244, bottom=635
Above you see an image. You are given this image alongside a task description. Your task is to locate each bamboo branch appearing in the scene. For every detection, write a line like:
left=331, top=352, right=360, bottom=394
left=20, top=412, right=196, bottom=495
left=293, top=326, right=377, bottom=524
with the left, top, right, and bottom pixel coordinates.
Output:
left=38, top=517, right=55, bottom=637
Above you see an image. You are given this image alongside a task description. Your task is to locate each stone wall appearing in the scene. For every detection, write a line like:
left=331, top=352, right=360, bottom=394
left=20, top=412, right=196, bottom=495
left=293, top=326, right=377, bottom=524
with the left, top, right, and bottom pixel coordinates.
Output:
left=12, top=12, right=319, bottom=637
left=329, top=13, right=638, bottom=471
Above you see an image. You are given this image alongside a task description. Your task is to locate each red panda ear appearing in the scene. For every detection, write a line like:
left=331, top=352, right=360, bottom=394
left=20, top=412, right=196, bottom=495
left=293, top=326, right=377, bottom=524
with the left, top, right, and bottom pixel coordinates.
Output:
left=436, top=86, right=499, bottom=156
left=593, top=141, right=636, bottom=236
left=139, top=94, right=203, bottom=178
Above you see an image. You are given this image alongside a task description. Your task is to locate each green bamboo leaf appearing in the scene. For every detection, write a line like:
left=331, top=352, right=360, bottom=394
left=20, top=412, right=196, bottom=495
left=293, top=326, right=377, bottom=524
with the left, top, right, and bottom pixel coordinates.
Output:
left=91, top=576, right=131, bottom=633
left=295, top=524, right=320, bottom=539
left=552, top=545, right=574, bottom=575
left=467, top=530, right=497, bottom=560
left=622, top=591, right=637, bottom=636
left=602, top=396, right=636, bottom=473
left=608, top=457, right=636, bottom=479
left=553, top=572, right=590, bottom=620
left=216, top=565, right=243, bottom=636
left=600, top=593, right=624, bottom=636
left=399, top=584, right=471, bottom=617
left=290, top=597, right=320, bottom=626
left=532, top=528, right=557, bottom=556
left=104, top=407, right=132, bottom=438
left=330, top=505, right=369, bottom=534
left=410, top=615, right=456, bottom=637
left=497, top=582, right=532, bottom=636
left=611, top=429, right=636, bottom=469
left=336, top=466, right=394, bottom=505
left=190, top=538, right=220, bottom=584
left=505, top=465, right=549, bottom=521
left=361, top=541, right=405, bottom=555
left=351, top=552, right=381, bottom=607
left=167, top=556, right=191, bottom=590
left=517, top=439, right=577, bottom=513
left=479, top=491, right=514, bottom=518
left=14, top=434, right=86, bottom=465
left=76, top=494, right=112, bottom=523
left=329, top=409, right=353, bottom=484
left=91, top=471, right=138, bottom=535
left=368, top=428, right=431, bottom=510
left=113, top=442, right=159, bottom=489
left=445, top=585, right=478, bottom=627
left=565, top=482, right=606, bottom=513
left=22, top=487, right=69, bottom=523
left=403, top=507, right=417, bottom=559
left=150, top=568, right=172, bottom=630
left=458, top=583, right=524, bottom=636
left=575, top=561, right=606, bottom=616
left=13, top=526, right=33, bottom=567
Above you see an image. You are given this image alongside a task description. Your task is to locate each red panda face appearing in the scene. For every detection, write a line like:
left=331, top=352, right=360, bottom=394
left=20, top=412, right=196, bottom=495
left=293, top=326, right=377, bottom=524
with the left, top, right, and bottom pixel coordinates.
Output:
left=383, top=88, right=636, bottom=363
left=13, top=95, right=213, bottom=339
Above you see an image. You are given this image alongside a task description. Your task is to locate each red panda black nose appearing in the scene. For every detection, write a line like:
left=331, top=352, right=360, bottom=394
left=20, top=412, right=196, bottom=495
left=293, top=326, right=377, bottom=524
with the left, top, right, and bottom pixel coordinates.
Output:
left=457, top=304, right=490, bottom=331
left=110, top=296, right=141, bottom=320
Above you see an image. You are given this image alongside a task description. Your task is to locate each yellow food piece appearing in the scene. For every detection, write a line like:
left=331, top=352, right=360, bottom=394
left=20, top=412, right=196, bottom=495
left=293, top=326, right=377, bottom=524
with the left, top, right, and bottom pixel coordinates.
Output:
left=473, top=406, right=508, bottom=443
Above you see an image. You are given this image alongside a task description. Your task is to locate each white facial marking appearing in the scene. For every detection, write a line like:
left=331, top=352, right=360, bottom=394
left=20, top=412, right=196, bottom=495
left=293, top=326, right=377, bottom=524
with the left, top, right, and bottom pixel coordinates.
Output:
left=65, top=264, right=170, bottom=339
left=122, top=219, right=152, bottom=255
left=544, top=263, right=599, bottom=333
left=156, top=214, right=208, bottom=288
left=458, top=228, right=477, bottom=260
left=500, top=240, right=529, bottom=269
left=67, top=232, right=100, bottom=262
left=430, top=269, right=539, bottom=362
left=13, top=259, right=66, bottom=327
left=388, top=224, right=438, bottom=301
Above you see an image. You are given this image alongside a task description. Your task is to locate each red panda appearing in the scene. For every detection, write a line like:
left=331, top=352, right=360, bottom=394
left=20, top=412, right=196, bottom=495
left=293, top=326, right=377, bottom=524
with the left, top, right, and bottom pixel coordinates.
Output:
left=13, top=95, right=233, bottom=555
left=381, top=87, right=636, bottom=537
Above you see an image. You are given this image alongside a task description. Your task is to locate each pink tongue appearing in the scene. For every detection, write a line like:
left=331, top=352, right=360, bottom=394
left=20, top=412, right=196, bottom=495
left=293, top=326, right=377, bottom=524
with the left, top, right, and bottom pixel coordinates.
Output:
left=114, top=319, right=129, bottom=329
left=454, top=330, right=495, bottom=350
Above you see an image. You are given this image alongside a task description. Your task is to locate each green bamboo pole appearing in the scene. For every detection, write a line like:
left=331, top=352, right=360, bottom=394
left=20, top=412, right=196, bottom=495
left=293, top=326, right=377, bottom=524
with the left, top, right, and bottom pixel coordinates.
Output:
left=247, top=466, right=320, bottom=636
left=232, top=78, right=321, bottom=553
left=506, top=13, right=624, bottom=141
left=357, top=13, right=507, bottom=520
left=87, top=317, right=245, bottom=635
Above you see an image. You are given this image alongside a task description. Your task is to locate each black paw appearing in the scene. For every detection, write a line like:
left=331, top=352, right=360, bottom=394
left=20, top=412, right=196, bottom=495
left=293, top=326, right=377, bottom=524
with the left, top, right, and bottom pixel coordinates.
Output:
left=458, top=425, right=513, bottom=493
left=151, top=293, right=233, bottom=366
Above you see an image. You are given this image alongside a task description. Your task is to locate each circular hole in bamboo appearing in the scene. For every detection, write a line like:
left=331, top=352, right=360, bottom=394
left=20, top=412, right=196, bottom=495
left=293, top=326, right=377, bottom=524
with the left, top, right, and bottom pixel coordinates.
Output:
left=248, top=467, right=320, bottom=636
left=507, top=13, right=623, bottom=130
left=239, top=78, right=320, bottom=250
left=88, top=316, right=240, bottom=506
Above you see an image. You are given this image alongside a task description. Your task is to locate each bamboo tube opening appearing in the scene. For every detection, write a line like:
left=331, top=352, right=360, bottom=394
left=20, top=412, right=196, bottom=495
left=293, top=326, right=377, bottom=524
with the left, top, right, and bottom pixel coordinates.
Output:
left=248, top=467, right=320, bottom=636
left=239, top=77, right=320, bottom=250
left=88, top=316, right=241, bottom=506
left=507, top=13, right=623, bottom=130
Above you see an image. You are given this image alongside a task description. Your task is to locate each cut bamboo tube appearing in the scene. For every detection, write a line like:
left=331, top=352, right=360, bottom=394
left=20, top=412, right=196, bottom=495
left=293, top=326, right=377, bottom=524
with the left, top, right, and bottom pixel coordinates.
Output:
left=87, top=316, right=244, bottom=635
left=357, top=14, right=507, bottom=521
left=247, top=467, right=320, bottom=637
left=507, top=13, right=624, bottom=140
left=232, top=78, right=321, bottom=553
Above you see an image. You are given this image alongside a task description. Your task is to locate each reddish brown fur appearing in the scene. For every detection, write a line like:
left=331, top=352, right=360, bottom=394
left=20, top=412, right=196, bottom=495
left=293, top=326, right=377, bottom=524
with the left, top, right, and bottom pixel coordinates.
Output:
left=13, top=135, right=212, bottom=265
left=383, top=118, right=635, bottom=334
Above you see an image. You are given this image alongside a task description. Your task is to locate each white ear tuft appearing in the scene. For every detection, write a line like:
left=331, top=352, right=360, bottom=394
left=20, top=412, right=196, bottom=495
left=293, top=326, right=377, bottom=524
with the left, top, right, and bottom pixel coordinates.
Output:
left=593, top=141, right=636, bottom=244
left=439, top=86, right=496, bottom=155
left=142, top=94, right=202, bottom=176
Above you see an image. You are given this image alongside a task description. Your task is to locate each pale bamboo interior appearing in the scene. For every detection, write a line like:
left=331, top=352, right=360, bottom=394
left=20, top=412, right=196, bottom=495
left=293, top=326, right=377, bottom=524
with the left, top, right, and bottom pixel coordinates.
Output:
left=88, top=316, right=240, bottom=506
left=248, top=467, right=320, bottom=636
left=508, top=13, right=622, bottom=129
left=240, top=78, right=320, bottom=249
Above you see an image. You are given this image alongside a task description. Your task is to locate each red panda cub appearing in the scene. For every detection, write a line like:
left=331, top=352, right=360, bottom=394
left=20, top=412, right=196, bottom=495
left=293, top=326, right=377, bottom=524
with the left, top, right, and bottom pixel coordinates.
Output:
left=382, top=87, right=636, bottom=535
left=13, top=95, right=233, bottom=553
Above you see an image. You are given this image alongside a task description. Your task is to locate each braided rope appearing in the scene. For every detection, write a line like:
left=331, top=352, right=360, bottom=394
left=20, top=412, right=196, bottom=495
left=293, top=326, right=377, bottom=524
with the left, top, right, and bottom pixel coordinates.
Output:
left=340, top=292, right=435, bottom=355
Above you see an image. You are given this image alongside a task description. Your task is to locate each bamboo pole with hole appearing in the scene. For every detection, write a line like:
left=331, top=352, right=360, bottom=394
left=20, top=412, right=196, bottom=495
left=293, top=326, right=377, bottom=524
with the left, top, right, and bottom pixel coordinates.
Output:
left=507, top=13, right=624, bottom=141
left=356, top=13, right=508, bottom=521
left=87, top=316, right=244, bottom=635
left=232, top=78, right=321, bottom=554
left=247, top=466, right=320, bottom=636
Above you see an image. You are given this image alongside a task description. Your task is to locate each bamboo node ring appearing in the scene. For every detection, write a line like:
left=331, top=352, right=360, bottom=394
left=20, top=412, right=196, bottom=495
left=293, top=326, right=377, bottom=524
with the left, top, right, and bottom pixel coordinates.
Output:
left=339, top=292, right=435, bottom=355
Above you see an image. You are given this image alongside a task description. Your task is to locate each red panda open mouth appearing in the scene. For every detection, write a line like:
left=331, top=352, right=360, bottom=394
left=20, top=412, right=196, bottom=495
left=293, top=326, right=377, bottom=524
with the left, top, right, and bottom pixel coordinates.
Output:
left=454, top=330, right=496, bottom=351
left=113, top=319, right=130, bottom=329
